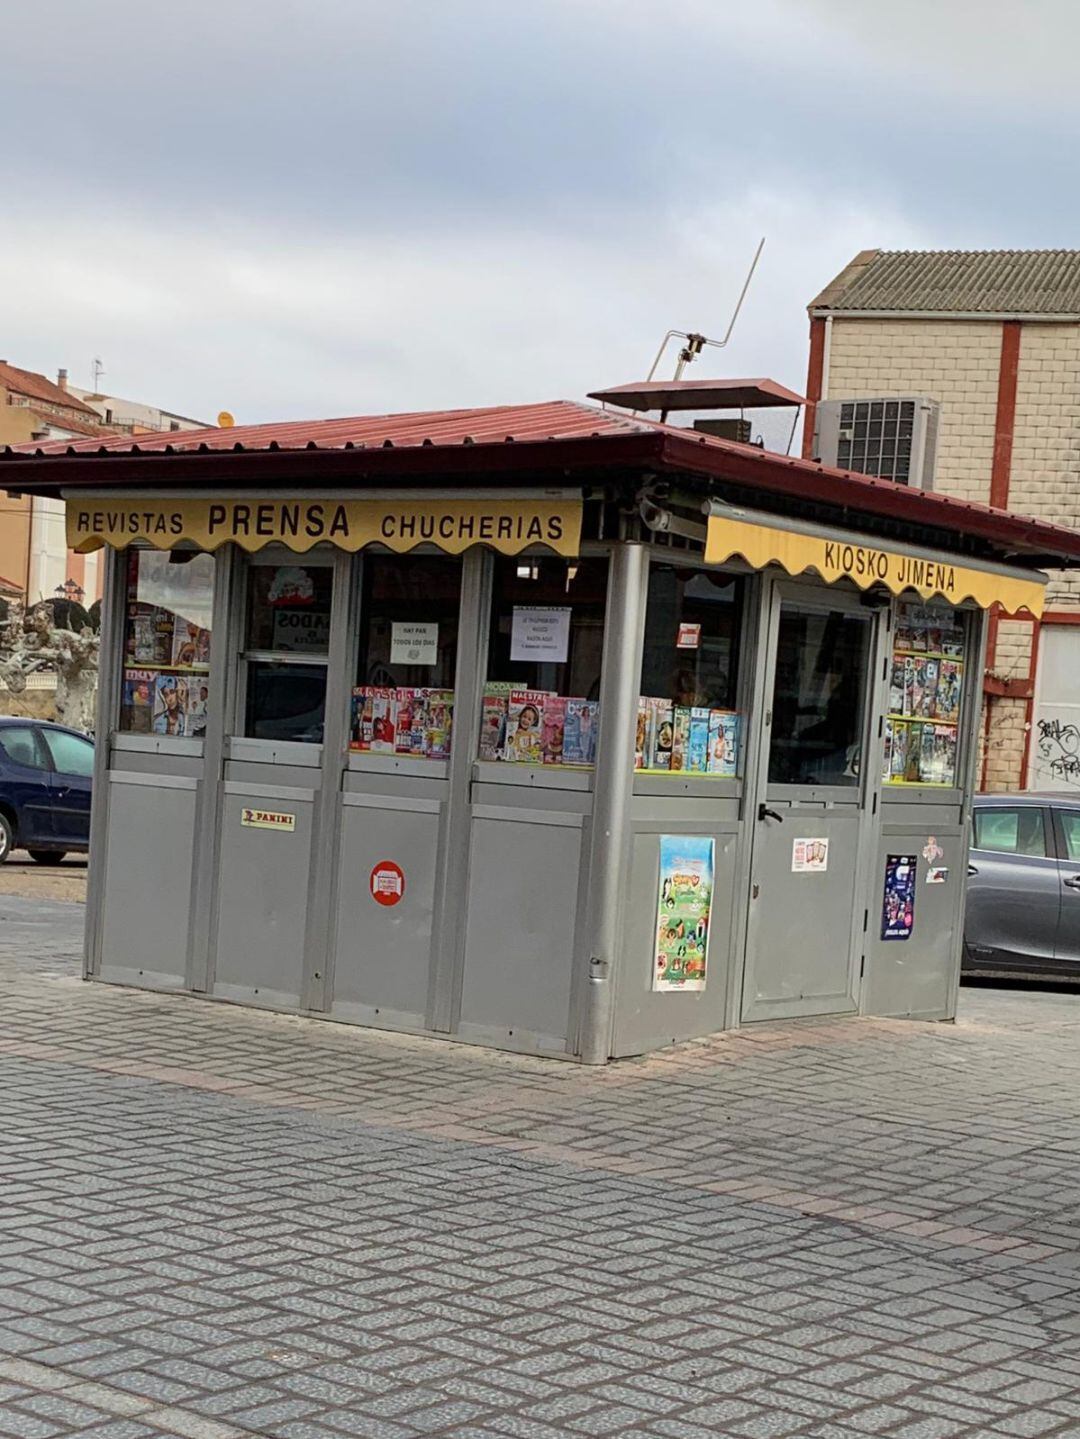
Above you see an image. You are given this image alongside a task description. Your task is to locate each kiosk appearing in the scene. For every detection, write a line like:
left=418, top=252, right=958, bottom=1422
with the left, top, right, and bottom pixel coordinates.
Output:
left=5, top=397, right=1077, bottom=1062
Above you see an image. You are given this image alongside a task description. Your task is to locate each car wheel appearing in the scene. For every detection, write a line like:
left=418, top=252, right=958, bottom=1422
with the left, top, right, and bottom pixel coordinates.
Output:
left=28, top=850, right=67, bottom=866
left=0, top=814, right=13, bottom=865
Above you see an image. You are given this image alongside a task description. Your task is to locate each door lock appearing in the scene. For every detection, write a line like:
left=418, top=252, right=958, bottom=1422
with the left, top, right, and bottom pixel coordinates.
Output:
left=757, top=804, right=784, bottom=823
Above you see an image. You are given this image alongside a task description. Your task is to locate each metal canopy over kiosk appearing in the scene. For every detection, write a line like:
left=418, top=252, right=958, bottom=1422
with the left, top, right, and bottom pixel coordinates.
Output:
left=6, top=397, right=1079, bottom=1062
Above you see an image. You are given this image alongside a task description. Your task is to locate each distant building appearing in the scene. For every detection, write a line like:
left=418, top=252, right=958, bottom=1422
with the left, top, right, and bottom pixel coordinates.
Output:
left=0, top=362, right=117, bottom=607
left=805, top=249, right=1080, bottom=792
left=1, top=362, right=211, bottom=608
left=67, top=385, right=207, bottom=435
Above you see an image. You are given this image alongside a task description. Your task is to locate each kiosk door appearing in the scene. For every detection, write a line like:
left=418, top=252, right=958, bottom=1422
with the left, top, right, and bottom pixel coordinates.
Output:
left=742, top=587, right=876, bottom=1021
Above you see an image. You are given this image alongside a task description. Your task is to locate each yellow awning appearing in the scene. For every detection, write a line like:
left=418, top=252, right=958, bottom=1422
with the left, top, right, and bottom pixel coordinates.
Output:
left=705, top=512, right=1046, bottom=617
left=67, top=496, right=581, bottom=558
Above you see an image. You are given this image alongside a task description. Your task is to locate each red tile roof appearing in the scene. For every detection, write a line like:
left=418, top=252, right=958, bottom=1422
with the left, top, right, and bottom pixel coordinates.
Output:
left=23, top=408, right=112, bottom=439
left=4, top=398, right=1080, bottom=567
left=0, top=363, right=100, bottom=417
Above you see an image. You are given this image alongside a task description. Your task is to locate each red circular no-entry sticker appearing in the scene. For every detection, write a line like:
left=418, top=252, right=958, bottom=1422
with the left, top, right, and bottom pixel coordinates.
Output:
left=370, top=860, right=405, bottom=907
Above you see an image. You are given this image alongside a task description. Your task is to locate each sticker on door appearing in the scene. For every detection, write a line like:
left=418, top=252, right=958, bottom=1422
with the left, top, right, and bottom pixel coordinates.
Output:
left=791, top=838, right=829, bottom=873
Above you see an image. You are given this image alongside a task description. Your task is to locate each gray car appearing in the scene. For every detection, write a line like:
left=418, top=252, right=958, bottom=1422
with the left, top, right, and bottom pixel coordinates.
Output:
left=964, top=793, right=1080, bottom=978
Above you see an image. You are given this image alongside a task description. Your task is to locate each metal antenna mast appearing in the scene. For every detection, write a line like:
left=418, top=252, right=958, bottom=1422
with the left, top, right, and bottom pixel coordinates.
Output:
left=644, top=237, right=766, bottom=416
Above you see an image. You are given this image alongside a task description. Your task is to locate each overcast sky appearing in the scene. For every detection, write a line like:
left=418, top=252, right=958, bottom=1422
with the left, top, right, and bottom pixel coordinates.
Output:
left=4, top=0, right=1076, bottom=441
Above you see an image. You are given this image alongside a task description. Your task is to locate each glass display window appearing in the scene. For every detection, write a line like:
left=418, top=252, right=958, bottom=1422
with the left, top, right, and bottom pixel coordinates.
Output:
left=350, top=554, right=462, bottom=761
left=767, top=604, right=871, bottom=787
left=637, top=564, right=745, bottom=775
left=480, top=556, right=608, bottom=766
left=883, top=602, right=968, bottom=787
left=119, top=549, right=214, bottom=737
left=240, top=556, right=334, bottom=744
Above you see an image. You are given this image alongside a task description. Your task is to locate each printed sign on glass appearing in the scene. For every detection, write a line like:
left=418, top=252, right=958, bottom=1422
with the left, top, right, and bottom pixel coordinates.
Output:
left=510, top=606, right=571, bottom=662
left=390, top=621, right=439, bottom=666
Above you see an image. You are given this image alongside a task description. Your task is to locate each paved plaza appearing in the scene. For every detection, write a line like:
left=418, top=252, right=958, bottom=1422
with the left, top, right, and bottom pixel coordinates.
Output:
left=3, top=896, right=1080, bottom=1439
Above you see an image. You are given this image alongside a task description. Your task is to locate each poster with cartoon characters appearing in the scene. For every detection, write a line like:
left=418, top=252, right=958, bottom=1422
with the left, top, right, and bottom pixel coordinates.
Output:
left=653, top=835, right=714, bottom=992
left=881, top=853, right=917, bottom=941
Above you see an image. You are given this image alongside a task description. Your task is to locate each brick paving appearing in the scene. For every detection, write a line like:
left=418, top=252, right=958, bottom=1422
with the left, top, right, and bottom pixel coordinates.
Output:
left=4, top=896, right=1080, bottom=1438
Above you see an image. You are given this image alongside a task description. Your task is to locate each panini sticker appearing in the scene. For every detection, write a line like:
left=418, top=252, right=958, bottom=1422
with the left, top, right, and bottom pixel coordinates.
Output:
left=241, top=807, right=296, bottom=832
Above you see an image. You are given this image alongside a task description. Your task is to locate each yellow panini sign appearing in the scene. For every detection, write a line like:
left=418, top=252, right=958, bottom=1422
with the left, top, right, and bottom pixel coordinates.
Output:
left=705, top=513, right=1046, bottom=616
left=67, top=496, right=582, bottom=558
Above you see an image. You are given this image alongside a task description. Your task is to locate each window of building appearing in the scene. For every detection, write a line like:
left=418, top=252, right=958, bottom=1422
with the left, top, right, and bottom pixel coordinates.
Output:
left=241, top=558, right=334, bottom=744
left=768, top=605, right=871, bottom=787
left=350, top=554, right=462, bottom=759
left=973, top=807, right=1047, bottom=857
left=119, top=550, right=214, bottom=737
left=883, top=602, right=968, bottom=787
left=480, top=556, right=608, bottom=766
left=637, top=564, right=744, bottom=775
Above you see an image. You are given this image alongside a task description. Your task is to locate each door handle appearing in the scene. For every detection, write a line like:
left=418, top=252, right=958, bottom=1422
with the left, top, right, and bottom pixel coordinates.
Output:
left=968, top=864, right=978, bottom=876
left=757, top=804, right=784, bottom=823
left=1064, top=876, right=1080, bottom=891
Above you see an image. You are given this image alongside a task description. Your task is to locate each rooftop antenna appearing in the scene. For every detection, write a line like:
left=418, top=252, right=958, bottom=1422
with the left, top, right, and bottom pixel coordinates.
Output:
left=644, top=236, right=765, bottom=420
left=91, top=356, right=105, bottom=393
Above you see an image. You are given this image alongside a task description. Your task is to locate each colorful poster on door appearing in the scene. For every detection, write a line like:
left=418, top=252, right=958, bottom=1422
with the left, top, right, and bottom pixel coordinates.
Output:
left=881, top=853, right=917, bottom=940
left=653, top=835, right=714, bottom=992
left=791, top=837, right=829, bottom=873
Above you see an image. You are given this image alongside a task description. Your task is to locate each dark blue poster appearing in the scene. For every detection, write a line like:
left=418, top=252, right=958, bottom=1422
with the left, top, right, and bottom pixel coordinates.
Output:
left=881, top=854, right=917, bottom=941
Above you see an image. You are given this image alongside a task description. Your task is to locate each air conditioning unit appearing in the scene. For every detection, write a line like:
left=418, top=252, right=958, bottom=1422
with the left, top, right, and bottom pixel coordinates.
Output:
left=814, top=396, right=940, bottom=490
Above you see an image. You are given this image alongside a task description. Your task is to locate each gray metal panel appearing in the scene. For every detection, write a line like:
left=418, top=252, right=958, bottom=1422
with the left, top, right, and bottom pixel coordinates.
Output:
left=473, top=762, right=594, bottom=794
left=98, top=774, right=198, bottom=989
left=342, top=769, right=449, bottom=801
left=330, top=798, right=443, bottom=1026
left=470, top=783, right=593, bottom=817
left=108, top=751, right=205, bottom=780
left=864, top=824, right=966, bottom=1017
left=743, top=807, right=863, bottom=1020
left=630, top=794, right=742, bottom=825
left=226, top=737, right=323, bottom=768
left=459, top=810, right=583, bottom=1049
left=224, top=761, right=324, bottom=791
left=212, top=787, right=315, bottom=1007
left=612, top=824, right=739, bottom=1057
left=349, top=753, right=450, bottom=782
left=84, top=546, right=124, bottom=978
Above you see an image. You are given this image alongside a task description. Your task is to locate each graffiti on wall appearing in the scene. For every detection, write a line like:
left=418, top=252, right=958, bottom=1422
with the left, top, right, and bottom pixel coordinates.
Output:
left=1034, top=714, right=1080, bottom=785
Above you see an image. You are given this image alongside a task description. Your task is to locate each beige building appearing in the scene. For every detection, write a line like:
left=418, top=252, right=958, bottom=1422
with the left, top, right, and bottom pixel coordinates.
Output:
left=805, top=250, right=1080, bottom=792
left=0, top=362, right=113, bottom=607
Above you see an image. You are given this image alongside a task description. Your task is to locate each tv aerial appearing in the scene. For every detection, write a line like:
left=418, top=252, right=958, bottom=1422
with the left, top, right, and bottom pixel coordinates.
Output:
left=645, top=236, right=765, bottom=388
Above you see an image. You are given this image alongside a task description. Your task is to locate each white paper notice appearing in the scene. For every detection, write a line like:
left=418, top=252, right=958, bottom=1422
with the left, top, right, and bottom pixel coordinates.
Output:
left=390, top=621, right=438, bottom=665
left=791, top=837, right=829, bottom=873
left=510, top=606, right=571, bottom=662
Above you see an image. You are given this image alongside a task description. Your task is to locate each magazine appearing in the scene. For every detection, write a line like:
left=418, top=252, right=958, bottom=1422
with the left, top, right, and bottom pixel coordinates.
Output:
left=563, top=699, right=598, bottom=765
left=890, top=719, right=909, bottom=778
left=889, top=658, right=906, bottom=714
left=541, top=697, right=567, bottom=765
left=172, top=618, right=211, bottom=670
left=708, top=711, right=738, bottom=776
left=935, top=660, right=962, bottom=723
left=479, top=684, right=512, bottom=761
left=505, top=690, right=548, bottom=763
left=921, top=658, right=939, bottom=718
left=121, top=668, right=156, bottom=734
left=186, top=678, right=210, bottom=738
left=635, top=698, right=652, bottom=770
left=368, top=688, right=396, bottom=753
left=671, top=707, right=690, bottom=772
left=932, top=725, right=957, bottom=785
left=649, top=698, right=673, bottom=770
left=152, top=673, right=188, bottom=738
left=687, top=708, right=710, bottom=773
left=423, top=689, right=453, bottom=760
left=350, top=688, right=375, bottom=750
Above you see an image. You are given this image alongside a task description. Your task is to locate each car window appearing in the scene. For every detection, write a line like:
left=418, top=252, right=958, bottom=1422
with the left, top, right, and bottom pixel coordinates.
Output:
left=1060, top=811, right=1080, bottom=862
left=973, top=806, right=1046, bottom=857
left=42, top=729, right=95, bottom=778
left=0, top=726, right=49, bottom=770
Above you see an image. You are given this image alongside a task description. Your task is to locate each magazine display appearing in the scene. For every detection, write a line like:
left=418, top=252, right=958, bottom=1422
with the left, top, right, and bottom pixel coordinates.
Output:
left=350, top=686, right=455, bottom=760
left=635, top=697, right=739, bottom=777
left=120, top=595, right=213, bottom=735
left=883, top=603, right=965, bottom=786
left=480, top=687, right=598, bottom=766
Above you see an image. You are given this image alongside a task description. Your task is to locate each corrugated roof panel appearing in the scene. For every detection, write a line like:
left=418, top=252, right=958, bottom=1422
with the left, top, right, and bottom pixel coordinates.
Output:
left=811, top=249, right=1080, bottom=316
left=7, top=399, right=648, bottom=459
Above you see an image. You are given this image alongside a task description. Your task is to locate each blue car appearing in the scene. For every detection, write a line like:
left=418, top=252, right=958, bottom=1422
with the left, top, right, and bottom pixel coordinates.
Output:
left=0, top=717, right=94, bottom=865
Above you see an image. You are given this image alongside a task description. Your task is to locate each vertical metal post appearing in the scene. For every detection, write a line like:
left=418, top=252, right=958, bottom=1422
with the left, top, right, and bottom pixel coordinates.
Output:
left=947, top=606, right=990, bottom=1022
left=301, top=548, right=357, bottom=1013
left=83, top=545, right=124, bottom=980
left=578, top=541, right=649, bottom=1065
left=186, top=544, right=238, bottom=992
left=428, top=546, right=493, bottom=1033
